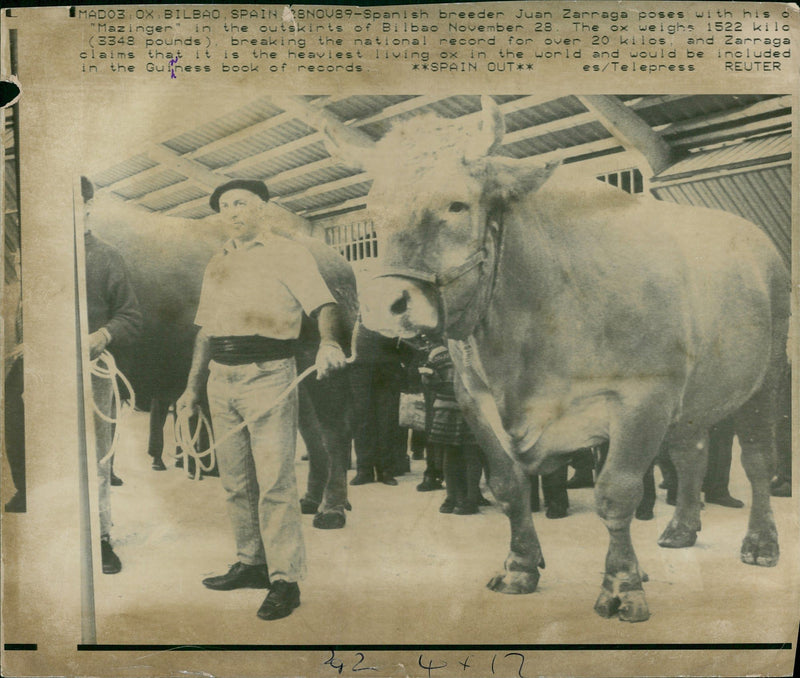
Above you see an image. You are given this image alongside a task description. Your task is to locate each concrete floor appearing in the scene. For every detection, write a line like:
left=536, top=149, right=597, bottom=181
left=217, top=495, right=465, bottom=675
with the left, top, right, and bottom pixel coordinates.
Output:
left=88, top=410, right=798, bottom=649
left=5, top=407, right=793, bottom=676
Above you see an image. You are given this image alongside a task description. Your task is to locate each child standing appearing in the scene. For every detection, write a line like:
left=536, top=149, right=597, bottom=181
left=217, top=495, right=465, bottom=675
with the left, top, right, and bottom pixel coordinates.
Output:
left=422, top=344, right=485, bottom=515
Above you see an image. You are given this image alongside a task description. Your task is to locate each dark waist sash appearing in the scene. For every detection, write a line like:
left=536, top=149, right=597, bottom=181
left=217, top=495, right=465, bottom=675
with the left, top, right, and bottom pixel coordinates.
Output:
left=209, top=335, right=296, bottom=365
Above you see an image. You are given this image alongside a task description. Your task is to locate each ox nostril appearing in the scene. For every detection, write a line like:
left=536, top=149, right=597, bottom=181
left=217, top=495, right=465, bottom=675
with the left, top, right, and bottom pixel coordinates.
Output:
left=389, top=290, right=410, bottom=316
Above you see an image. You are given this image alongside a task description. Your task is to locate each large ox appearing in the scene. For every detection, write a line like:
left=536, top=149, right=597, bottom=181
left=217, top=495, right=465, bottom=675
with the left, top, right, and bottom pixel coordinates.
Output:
left=326, top=98, right=790, bottom=621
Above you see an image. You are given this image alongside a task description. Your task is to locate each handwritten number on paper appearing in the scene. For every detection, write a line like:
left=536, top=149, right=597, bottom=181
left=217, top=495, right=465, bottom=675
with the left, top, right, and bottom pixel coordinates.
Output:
left=459, top=655, right=472, bottom=671
left=418, top=655, right=447, bottom=678
left=352, top=652, right=377, bottom=672
left=504, top=652, right=527, bottom=678
left=324, top=649, right=345, bottom=674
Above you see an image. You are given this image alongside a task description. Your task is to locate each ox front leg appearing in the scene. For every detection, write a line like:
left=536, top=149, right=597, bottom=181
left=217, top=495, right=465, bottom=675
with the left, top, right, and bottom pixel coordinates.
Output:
left=454, top=373, right=543, bottom=594
left=594, top=467, right=650, bottom=622
left=657, top=432, right=707, bottom=549
left=593, top=409, right=670, bottom=623
left=484, top=451, right=544, bottom=594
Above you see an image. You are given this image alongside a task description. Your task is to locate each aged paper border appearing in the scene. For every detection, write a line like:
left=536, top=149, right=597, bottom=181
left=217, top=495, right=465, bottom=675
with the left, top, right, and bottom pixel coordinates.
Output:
left=1, top=2, right=798, bottom=676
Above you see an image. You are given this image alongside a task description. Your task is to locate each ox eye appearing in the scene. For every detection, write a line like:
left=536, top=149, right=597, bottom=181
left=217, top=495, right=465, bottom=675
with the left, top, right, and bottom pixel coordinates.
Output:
left=448, top=201, right=469, bottom=213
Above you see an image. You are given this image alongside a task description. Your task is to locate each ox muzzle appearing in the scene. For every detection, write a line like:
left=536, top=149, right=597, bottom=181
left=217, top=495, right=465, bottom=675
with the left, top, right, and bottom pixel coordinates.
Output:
left=359, top=248, right=489, bottom=341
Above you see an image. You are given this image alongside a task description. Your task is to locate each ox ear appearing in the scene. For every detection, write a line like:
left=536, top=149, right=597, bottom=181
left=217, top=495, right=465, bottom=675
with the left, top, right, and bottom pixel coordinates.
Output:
left=465, top=96, right=505, bottom=161
left=476, top=157, right=561, bottom=203
left=322, top=123, right=378, bottom=172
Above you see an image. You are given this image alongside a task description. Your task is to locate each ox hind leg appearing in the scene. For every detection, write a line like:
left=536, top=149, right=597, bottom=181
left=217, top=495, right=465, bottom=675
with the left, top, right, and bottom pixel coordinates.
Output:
left=456, top=385, right=543, bottom=594
left=657, top=431, right=708, bottom=549
left=594, top=405, right=671, bottom=622
left=736, top=363, right=787, bottom=567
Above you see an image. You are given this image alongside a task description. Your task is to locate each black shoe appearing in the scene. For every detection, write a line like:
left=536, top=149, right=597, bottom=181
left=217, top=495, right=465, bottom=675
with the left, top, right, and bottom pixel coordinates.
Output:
left=439, top=497, right=456, bottom=514
left=175, top=457, right=184, bottom=469
left=257, top=580, right=300, bottom=620
left=101, top=539, right=122, bottom=574
left=4, top=491, right=26, bottom=513
left=202, top=562, right=269, bottom=590
left=110, top=472, right=123, bottom=487
left=411, top=450, right=425, bottom=460
left=313, top=510, right=346, bottom=530
left=299, top=497, right=319, bottom=515
left=635, top=506, right=654, bottom=521
left=350, top=472, right=374, bottom=486
left=151, top=457, right=167, bottom=471
left=705, top=493, right=744, bottom=508
left=380, top=473, right=398, bottom=486
left=416, top=477, right=443, bottom=492
left=545, top=503, right=568, bottom=519
left=453, top=501, right=479, bottom=515
left=476, top=493, right=492, bottom=507
left=771, top=480, right=791, bottom=498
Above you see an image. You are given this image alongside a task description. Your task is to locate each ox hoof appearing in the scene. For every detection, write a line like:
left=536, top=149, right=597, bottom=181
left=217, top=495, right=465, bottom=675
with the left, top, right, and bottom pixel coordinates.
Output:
left=741, top=531, right=779, bottom=567
left=618, top=590, right=650, bottom=622
left=657, top=521, right=698, bottom=548
left=313, top=511, right=346, bottom=530
left=594, top=588, right=620, bottom=618
left=594, top=589, right=649, bottom=622
left=486, top=570, right=539, bottom=594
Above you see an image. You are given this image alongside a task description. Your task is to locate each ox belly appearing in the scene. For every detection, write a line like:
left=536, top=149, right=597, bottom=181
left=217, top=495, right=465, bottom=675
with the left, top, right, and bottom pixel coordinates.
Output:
left=450, top=337, right=614, bottom=475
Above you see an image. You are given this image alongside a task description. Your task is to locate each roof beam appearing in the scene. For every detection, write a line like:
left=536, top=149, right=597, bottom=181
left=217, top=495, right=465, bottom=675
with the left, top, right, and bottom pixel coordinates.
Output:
left=576, top=95, right=673, bottom=175
left=146, top=143, right=221, bottom=191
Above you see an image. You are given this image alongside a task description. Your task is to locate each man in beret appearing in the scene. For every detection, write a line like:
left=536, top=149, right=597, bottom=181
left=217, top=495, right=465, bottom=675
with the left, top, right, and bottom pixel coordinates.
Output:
left=177, top=179, right=347, bottom=621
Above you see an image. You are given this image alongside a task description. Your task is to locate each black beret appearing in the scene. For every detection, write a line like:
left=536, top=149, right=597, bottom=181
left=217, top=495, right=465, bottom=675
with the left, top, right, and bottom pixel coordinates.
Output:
left=209, top=179, right=270, bottom=212
left=81, top=176, right=94, bottom=203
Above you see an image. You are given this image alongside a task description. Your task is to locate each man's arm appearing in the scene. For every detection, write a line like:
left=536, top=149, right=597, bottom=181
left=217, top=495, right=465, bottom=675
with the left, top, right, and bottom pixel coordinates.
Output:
left=315, top=303, right=347, bottom=379
left=176, top=329, right=212, bottom=412
left=89, top=251, right=142, bottom=359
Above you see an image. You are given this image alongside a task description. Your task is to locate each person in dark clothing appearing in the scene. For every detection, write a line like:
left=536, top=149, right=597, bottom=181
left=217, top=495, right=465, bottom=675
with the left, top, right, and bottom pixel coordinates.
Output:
left=703, top=415, right=744, bottom=508
left=422, top=345, right=485, bottom=515
left=4, top=354, right=25, bottom=512
left=349, top=325, right=405, bottom=487
left=4, top=274, right=25, bottom=513
left=771, top=371, right=791, bottom=497
left=82, top=176, right=143, bottom=574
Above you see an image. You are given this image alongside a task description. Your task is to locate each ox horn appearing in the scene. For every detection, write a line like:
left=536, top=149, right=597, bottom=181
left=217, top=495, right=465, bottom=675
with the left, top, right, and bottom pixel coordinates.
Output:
left=464, top=95, right=506, bottom=162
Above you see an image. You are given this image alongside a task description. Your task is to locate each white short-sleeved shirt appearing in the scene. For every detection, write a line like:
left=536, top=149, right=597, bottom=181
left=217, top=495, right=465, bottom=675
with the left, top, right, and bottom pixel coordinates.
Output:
left=195, top=235, right=336, bottom=339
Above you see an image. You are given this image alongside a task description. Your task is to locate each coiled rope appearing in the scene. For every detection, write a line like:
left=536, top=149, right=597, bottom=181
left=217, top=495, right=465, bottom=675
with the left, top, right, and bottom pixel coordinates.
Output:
left=90, top=350, right=136, bottom=466
left=174, top=326, right=361, bottom=481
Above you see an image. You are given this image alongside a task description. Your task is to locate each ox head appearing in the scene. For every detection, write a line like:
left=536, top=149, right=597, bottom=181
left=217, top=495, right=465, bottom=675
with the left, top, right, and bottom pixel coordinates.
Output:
left=325, top=96, right=558, bottom=340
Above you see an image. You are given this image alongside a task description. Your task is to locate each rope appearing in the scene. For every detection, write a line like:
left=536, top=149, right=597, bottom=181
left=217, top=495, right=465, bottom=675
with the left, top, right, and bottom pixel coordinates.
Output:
left=90, top=350, right=136, bottom=466
left=174, top=325, right=361, bottom=481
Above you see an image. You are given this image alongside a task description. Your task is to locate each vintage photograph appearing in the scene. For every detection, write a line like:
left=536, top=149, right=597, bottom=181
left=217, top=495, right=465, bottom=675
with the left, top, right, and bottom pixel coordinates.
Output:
left=1, top=4, right=798, bottom=678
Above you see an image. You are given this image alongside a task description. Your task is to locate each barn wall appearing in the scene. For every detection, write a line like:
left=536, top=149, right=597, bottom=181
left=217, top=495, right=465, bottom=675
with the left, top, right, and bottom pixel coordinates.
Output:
left=651, top=164, right=791, bottom=265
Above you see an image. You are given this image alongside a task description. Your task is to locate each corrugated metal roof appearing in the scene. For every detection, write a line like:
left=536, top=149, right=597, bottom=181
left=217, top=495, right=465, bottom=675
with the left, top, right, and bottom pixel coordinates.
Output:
left=654, top=133, right=790, bottom=180
left=194, top=119, right=317, bottom=170
left=634, top=94, right=776, bottom=128
left=230, top=140, right=330, bottom=181
left=111, top=168, right=188, bottom=200
left=140, top=184, right=209, bottom=212
left=93, top=154, right=158, bottom=188
left=325, top=95, right=418, bottom=122
left=270, top=165, right=362, bottom=198
left=89, top=94, right=792, bottom=224
left=162, top=97, right=283, bottom=155
left=651, top=165, right=791, bottom=264
left=282, top=179, right=373, bottom=212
